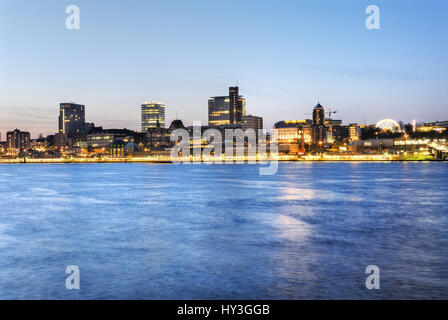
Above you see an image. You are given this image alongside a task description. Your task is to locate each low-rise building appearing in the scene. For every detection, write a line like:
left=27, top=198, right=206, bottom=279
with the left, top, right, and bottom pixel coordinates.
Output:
left=274, top=120, right=313, bottom=154
left=87, top=133, right=119, bottom=149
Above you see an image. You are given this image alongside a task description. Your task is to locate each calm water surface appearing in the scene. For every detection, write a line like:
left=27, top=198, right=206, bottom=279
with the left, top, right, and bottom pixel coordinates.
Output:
left=0, top=162, right=447, bottom=299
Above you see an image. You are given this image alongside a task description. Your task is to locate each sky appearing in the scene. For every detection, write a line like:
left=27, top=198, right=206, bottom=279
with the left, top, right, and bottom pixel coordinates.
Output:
left=1, top=0, right=447, bottom=138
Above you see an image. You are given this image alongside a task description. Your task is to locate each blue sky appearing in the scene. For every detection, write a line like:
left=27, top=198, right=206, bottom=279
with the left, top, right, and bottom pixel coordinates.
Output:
left=1, top=0, right=447, bottom=137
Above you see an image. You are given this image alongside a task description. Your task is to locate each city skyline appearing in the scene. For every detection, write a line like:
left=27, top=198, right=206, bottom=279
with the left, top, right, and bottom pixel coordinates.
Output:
left=0, top=91, right=446, bottom=140
left=1, top=0, right=448, bottom=138
left=1, top=0, right=448, bottom=304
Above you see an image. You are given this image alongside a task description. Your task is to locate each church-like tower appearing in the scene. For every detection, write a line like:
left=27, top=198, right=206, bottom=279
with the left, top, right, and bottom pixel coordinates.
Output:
left=312, top=103, right=325, bottom=126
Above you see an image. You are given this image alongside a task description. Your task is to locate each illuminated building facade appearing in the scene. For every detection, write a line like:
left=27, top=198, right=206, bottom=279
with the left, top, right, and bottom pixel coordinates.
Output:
left=208, top=87, right=246, bottom=127
left=109, top=138, right=139, bottom=157
left=208, top=96, right=230, bottom=127
left=87, top=133, right=120, bottom=149
left=59, top=103, right=86, bottom=138
left=144, top=120, right=186, bottom=151
left=349, top=124, right=361, bottom=141
left=141, top=101, right=166, bottom=132
left=417, top=121, right=448, bottom=133
left=7, top=129, right=30, bottom=154
left=229, top=86, right=246, bottom=124
left=275, top=120, right=313, bottom=154
left=145, top=127, right=170, bottom=150
left=109, top=139, right=126, bottom=157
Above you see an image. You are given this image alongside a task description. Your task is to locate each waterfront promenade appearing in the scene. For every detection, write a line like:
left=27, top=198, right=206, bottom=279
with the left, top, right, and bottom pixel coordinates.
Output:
left=0, top=154, right=440, bottom=164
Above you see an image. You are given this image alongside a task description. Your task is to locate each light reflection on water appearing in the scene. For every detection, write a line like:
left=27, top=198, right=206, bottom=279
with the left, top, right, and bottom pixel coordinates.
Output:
left=0, top=162, right=447, bottom=299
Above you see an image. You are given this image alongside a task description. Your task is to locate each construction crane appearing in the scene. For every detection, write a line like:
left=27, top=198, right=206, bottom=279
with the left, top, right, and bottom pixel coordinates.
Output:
left=326, top=109, right=338, bottom=144
left=328, top=109, right=337, bottom=119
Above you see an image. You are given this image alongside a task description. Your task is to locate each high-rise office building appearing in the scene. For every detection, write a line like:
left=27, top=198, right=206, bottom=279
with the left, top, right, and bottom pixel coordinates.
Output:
left=141, top=101, right=166, bottom=132
left=208, top=87, right=246, bottom=127
left=59, top=103, right=86, bottom=138
left=208, top=96, right=230, bottom=127
left=7, top=129, right=30, bottom=154
left=229, top=86, right=246, bottom=124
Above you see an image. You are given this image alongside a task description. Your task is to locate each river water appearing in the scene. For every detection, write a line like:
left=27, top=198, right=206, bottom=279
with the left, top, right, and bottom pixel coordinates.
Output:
left=0, top=162, right=447, bottom=299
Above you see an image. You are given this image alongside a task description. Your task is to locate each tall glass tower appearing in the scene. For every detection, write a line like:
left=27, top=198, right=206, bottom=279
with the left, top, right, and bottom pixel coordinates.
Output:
left=141, top=101, right=166, bottom=132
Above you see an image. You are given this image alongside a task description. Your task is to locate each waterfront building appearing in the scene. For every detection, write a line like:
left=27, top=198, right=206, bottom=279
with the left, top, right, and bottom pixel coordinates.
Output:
left=141, top=101, right=166, bottom=131
left=333, top=125, right=348, bottom=142
left=54, top=133, right=72, bottom=150
left=332, top=123, right=361, bottom=143
left=109, top=137, right=139, bottom=157
left=86, top=128, right=145, bottom=153
left=6, top=129, right=30, bottom=154
left=208, top=87, right=246, bottom=127
left=417, top=121, right=448, bottom=133
left=87, top=133, right=120, bottom=150
left=349, top=124, right=361, bottom=141
left=275, top=120, right=313, bottom=154
left=109, top=139, right=126, bottom=157
left=145, top=126, right=170, bottom=151
left=423, top=121, right=448, bottom=128
left=325, top=119, right=342, bottom=143
left=59, top=103, right=86, bottom=138
left=144, top=119, right=188, bottom=151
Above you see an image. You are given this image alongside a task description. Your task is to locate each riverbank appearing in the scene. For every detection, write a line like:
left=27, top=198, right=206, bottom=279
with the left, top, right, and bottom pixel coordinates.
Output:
left=0, top=155, right=445, bottom=163
left=0, top=157, right=172, bottom=164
